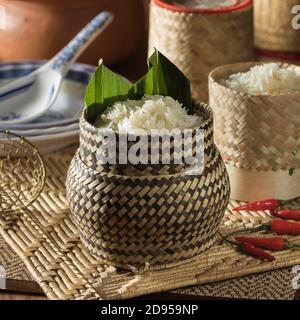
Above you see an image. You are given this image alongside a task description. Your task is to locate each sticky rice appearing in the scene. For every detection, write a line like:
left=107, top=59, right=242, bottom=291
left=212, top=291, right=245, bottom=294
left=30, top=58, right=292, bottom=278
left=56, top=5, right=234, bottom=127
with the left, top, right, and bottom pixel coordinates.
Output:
left=224, top=63, right=300, bottom=95
left=94, top=95, right=202, bottom=133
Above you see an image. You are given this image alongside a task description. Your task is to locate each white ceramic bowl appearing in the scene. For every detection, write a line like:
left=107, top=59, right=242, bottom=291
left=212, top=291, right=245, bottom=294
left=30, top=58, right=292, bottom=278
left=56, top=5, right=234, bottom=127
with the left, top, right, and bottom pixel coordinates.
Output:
left=0, top=61, right=95, bottom=153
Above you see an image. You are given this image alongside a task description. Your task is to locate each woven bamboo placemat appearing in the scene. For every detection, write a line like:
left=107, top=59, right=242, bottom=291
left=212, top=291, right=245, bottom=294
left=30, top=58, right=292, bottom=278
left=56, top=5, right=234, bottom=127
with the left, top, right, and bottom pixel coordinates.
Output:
left=0, top=234, right=42, bottom=293
left=0, top=147, right=300, bottom=300
left=170, top=267, right=296, bottom=300
left=0, top=231, right=296, bottom=299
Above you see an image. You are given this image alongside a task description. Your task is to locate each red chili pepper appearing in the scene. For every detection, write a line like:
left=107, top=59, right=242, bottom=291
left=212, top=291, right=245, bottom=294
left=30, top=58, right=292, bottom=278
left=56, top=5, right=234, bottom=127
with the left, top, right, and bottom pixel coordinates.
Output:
left=241, top=242, right=276, bottom=261
left=235, top=236, right=285, bottom=251
left=243, top=220, right=300, bottom=235
left=219, top=232, right=276, bottom=261
left=271, top=209, right=300, bottom=221
left=235, top=236, right=300, bottom=251
left=232, top=199, right=281, bottom=212
left=270, top=220, right=300, bottom=235
left=223, top=220, right=300, bottom=236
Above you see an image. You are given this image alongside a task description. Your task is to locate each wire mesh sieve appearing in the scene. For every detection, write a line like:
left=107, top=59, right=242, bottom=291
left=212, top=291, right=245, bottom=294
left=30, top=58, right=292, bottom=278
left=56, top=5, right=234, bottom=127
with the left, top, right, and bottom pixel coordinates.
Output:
left=0, top=131, right=45, bottom=213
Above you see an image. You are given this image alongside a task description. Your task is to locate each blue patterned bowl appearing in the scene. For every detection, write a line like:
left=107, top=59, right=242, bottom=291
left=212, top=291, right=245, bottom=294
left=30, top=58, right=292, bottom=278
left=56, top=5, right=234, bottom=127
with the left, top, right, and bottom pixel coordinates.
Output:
left=0, top=61, right=95, bottom=153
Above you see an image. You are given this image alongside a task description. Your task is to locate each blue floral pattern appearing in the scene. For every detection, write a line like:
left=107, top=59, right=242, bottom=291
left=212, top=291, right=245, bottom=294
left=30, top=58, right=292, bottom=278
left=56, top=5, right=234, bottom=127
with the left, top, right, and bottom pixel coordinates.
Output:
left=0, top=112, right=24, bottom=121
left=0, top=62, right=95, bottom=128
left=31, top=111, right=64, bottom=123
left=52, top=12, right=112, bottom=70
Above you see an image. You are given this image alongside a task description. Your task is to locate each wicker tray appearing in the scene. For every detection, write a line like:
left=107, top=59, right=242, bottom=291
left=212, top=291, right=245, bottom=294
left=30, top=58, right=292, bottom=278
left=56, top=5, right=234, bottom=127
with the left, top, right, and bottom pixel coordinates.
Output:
left=1, top=147, right=300, bottom=300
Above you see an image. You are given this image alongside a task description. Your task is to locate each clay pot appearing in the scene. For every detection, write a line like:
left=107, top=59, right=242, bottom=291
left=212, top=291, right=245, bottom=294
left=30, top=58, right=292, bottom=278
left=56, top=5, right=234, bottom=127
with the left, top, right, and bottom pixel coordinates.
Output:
left=0, top=0, right=146, bottom=66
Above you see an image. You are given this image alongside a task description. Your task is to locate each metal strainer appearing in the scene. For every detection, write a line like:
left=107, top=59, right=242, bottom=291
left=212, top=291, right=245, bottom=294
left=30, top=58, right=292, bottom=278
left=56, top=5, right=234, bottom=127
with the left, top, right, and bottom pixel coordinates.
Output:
left=0, top=131, right=45, bottom=213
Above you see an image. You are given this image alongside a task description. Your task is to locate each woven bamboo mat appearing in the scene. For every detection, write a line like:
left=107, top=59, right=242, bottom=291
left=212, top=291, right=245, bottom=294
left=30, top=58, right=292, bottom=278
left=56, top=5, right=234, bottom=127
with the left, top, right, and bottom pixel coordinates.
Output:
left=0, top=147, right=300, bottom=300
left=170, top=267, right=296, bottom=300
left=0, top=234, right=42, bottom=293
left=0, top=233, right=296, bottom=299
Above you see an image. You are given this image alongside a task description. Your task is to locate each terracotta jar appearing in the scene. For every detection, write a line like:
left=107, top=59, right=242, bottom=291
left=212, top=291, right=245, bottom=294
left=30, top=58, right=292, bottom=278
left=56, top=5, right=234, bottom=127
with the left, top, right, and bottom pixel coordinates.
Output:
left=0, top=0, right=146, bottom=66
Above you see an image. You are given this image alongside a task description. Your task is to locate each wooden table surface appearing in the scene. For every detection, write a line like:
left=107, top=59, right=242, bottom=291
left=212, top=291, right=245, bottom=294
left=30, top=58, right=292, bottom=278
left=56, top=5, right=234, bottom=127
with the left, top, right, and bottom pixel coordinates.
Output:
left=0, top=291, right=46, bottom=300
left=1, top=289, right=299, bottom=300
left=0, top=291, right=214, bottom=300
left=0, top=291, right=213, bottom=300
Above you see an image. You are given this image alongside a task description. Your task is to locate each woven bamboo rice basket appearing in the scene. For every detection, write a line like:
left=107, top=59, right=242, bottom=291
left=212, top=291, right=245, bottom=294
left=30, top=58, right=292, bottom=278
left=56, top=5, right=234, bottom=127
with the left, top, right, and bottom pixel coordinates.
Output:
left=209, top=62, right=300, bottom=201
left=254, top=0, right=300, bottom=53
left=66, top=103, right=230, bottom=271
left=148, top=0, right=254, bottom=102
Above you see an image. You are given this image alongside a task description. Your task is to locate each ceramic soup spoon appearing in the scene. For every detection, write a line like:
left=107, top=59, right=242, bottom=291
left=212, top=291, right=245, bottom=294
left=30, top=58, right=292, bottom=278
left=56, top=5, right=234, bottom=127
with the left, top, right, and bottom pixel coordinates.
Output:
left=0, top=12, right=113, bottom=124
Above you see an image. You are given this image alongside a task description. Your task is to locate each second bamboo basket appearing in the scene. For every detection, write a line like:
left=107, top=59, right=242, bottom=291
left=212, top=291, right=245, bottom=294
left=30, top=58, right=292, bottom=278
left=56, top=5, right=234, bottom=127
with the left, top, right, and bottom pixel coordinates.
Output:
left=148, top=0, right=254, bottom=102
left=209, top=62, right=300, bottom=201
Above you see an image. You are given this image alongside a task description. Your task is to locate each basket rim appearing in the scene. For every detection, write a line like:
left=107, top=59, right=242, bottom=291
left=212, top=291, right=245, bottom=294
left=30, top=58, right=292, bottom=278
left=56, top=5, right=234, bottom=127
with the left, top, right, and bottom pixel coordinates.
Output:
left=255, top=49, right=300, bottom=62
left=209, top=61, right=300, bottom=98
left=154, top=0, right=252, bottom=14
left=82, top=101, right=213, bottom=137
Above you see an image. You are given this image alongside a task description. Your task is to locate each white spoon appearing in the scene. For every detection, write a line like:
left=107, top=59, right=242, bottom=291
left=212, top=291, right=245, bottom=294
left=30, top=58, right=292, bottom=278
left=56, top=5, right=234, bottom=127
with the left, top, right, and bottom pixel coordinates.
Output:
left=0, top=12, right=113, bottom=125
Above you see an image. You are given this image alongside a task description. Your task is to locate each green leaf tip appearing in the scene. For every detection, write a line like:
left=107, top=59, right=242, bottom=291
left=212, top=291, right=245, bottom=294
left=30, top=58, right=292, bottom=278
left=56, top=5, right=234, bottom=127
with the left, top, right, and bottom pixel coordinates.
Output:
left=288, top=168, right=295, bottom=176
left=84, top=62, right=132, bottom=122
left=84, top=49, right=192, bottom=123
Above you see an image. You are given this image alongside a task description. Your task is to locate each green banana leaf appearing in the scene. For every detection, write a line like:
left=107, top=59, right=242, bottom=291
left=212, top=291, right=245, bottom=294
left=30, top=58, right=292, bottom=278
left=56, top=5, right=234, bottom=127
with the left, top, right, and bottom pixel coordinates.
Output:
left=85, top=49, right=192, bottom=122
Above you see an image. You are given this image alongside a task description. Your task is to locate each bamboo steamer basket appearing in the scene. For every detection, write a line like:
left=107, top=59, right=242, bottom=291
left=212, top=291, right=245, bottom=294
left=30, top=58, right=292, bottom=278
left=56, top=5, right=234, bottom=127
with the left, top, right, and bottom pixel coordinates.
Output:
left=254, top=0, right=300, bottom=53
left=209, top=62, right=300, bottom=201
left=66, top=103, right=230, bottom=271
left=148, top=0, right=254, bottom=102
